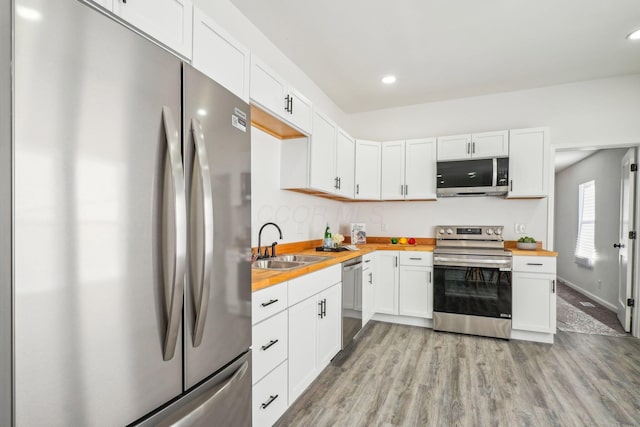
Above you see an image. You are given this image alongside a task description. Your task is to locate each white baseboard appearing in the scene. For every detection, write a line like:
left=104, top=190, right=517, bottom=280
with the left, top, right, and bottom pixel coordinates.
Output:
left=511, top=329, right=554, bottom=344
left=557, top=276, right=617, bottom=312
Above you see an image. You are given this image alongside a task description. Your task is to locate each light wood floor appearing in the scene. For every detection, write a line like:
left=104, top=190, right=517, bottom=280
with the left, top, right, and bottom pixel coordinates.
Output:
left=276, top=321, right=640, bottom=427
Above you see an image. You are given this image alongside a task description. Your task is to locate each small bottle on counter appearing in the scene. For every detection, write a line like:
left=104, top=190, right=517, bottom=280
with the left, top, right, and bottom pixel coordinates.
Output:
left=323, top=223, right=333, bottom=248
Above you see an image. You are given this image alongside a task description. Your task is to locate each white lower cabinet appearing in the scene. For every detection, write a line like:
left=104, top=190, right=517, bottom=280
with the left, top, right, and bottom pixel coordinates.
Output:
left=375, top=251, right=399, bottom=314
left=362, top=253, right=376, bottom=326
left=252, top=361, right=288, bottom=427
left=398, top=252, right=433, bottom=318
left=288, top=282, right=342, bottom=405
left=512, top=256, right=557, bottom=335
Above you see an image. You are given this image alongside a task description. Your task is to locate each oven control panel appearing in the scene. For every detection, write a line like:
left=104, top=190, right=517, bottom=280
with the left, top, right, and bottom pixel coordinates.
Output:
left=436, top=225, right=504, bottom=241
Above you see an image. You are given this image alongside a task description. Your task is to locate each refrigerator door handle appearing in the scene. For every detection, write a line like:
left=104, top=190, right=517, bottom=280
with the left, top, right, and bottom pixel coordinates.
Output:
left=162, top=106, right=187, bottom=361
left=190, top=118, right=214, bottom=347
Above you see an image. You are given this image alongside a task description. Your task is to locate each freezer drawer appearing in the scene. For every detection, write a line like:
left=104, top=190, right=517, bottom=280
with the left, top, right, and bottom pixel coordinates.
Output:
left=135, top=351, right=252, bottom=427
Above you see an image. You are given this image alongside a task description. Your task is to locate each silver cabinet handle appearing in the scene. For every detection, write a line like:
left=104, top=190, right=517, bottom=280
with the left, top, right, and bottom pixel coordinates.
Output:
left=409, top=257, right=422, bottom=260
left=161, top=106, right=186, bottom=361
left=510, top=180, right=513, bottom=191
left=356, top=184, right=360, bottom=195
left=368, top=272, right=373, bottom=284
left=526, top=263, right=543, bottom=266
left=400, top=184, right=404, bottom=195
left=395, top=256, right=398, bottom=267
left=552, top=279, right=556, bottom=293
left=472, top=141, right=475, bottom=154
left=191, top=118, right=214, bottom=347
left=467, top=142, right=470, bottom=154
left=429, top=271, right=432, bottom=283
left=405, top=184, right=408, bottom=196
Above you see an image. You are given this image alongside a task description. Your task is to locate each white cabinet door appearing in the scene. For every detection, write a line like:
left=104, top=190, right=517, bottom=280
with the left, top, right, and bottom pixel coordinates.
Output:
left=355, top=140, right=381, bottom=200
left=250, top=55, right=287, bottom=119
left=471, top=130, right=509, bottom=158
left=113, top=0, right=193, bottom=58
left=309, top=112, right=337, bottom=193
left=375, top=252, right=399, bottom=315
left=335, top=129, right=355, bottom=198
left=287, top=296, right=318, bottom=405
left=317, top=283, right=342, bottom=369
left=287, top=88, right=313, bottom=134
left=405, top=138, right=437, bottom=200
left=381, top=140, right=405, bottom=200
left=512, top=272, right=556, bottom=333
left=252, top=361, right=288, bottom=427
left=508, top=127, right=549, bottom=198
left=192, top=7, right=250, bottom=101
left=437, top=134, right=471, bottom=160
left=399, top=265, right=431, bottom=318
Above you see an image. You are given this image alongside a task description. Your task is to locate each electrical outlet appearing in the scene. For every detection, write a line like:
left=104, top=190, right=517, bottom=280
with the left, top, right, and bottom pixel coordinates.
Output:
left=514, top=223, right=527, bottom=234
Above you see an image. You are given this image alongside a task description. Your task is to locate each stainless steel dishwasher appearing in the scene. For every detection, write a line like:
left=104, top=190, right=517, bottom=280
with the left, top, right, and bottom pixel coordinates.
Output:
left=342, top=257, right=363, bottom=349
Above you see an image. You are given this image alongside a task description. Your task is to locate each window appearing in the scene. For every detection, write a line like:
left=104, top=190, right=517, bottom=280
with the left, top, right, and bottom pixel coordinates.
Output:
left=575, top=180, right=595, bottom=267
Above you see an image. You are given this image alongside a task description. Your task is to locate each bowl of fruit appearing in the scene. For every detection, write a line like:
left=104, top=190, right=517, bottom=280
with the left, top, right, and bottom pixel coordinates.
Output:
left=517, top=236, right=538, bottom=250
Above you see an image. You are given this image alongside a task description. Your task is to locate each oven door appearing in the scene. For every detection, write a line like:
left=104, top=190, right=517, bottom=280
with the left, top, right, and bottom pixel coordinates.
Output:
left=433, top=261, right=512, bottom=319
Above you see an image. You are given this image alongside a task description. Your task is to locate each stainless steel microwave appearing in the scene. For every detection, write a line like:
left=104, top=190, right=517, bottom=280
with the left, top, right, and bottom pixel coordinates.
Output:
left=436, top=157, right=509, bottom=197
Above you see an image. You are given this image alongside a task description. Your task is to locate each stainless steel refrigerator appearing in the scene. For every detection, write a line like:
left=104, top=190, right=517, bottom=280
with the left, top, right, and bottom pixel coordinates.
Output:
left=0, top=0, right=252, bottom=425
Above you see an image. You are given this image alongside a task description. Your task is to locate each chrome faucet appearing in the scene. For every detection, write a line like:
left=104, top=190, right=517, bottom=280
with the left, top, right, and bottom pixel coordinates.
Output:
left=256, top=222, right=283, bottom=260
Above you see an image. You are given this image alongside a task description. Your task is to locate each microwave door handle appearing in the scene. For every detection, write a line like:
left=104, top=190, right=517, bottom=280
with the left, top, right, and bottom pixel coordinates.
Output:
left=492, top=158, right=497, bottom=187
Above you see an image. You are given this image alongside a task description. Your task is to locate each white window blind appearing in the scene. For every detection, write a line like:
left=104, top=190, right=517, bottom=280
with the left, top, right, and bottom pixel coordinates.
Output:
left=575, top=180, right=595, bottom=267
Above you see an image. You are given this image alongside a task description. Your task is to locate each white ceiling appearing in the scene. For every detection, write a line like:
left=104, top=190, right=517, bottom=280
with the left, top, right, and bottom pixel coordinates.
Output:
left=230, top=0, right=640, bottom=114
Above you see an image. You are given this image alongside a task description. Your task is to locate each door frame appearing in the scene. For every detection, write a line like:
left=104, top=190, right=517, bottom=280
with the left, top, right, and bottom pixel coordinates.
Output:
left=549, top=142, right=640, bottom=338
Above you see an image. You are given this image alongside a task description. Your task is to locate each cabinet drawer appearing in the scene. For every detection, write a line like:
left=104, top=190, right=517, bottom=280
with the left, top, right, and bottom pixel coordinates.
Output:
left=288, top=264, right=341, bottom=306
left=252, top=282, right=288, bottom=325
left=252, top=311, right=288, bottom=384
left=513, top=256, right=556, bottom=273
left=252, top=361, right=288, bottom=427
left=399, top=252, right=432, bottom=267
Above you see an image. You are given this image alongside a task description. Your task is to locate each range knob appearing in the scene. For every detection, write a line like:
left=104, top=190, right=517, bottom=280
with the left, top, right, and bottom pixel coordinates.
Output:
left=495, top=228, right=503, bottom=235
left=438, top=228, right=445, bottom=235
left=486, top=228, right=494, bottom=235
left=446, top=228, right=453, bottom=235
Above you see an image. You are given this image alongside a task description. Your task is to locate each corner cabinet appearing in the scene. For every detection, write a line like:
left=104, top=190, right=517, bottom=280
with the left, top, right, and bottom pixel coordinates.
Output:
left=250, top=55, right=312, bottom=134
left=507, top=127, right=550, bottom=198
left=437, top=130, right=508, bottom=161
left=512, top=256, right=557, bottom=343
left=112, top=0, right=193, bottom=59
left=381, top=138, right=437, bottom=200
left=355, top=140, right=381, bottom=200
left=192, top=7, right=250, bottom=101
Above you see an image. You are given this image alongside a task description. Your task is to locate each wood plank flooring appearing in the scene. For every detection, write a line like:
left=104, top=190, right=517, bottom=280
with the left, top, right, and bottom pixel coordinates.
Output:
left=276, top=322, right=640, bottom=427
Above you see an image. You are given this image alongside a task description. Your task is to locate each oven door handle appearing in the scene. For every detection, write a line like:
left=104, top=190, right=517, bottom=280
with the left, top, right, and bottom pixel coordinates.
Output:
left=434, top=258, right=512, bottom=269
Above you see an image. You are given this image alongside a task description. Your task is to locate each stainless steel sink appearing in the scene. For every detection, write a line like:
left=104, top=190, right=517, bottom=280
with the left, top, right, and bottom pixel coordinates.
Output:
left=272, top=254, right=329, bottom=263
left=252, top=259, right=306, bottom=270
left=252, top=254, right=330, bottom=270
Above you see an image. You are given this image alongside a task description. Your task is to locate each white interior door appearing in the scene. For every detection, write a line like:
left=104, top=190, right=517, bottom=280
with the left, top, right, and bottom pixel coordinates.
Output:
left=617, top=148, right=636, bottom=332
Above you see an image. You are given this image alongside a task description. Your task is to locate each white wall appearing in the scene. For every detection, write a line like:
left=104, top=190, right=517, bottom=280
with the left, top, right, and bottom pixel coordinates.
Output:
left=252, top=128, right=353, bottom=246
left=342, top=198, right=548, bottom=244
left=348, top=74, right=640, bottom=150
left=554, top=148, right=628, bottom=308
left=192, top=0, right=348, bottom=126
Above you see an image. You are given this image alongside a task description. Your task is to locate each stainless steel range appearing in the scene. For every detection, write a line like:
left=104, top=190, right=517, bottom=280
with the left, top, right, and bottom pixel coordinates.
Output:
left=433, top=226, right=513, bottom=339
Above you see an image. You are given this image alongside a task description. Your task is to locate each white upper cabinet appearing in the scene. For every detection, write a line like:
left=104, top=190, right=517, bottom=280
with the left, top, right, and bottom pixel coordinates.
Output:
left=309, top=112, right=337, bottom=193
left=507, top=127, right=550, bottom=198
left=405, top=138, right=437, bottom=199
left=382, top=138, right=437, bottom=200
left=287, top=88, right=313, bottom=134
left=335, top=129, right=355, bottom=198
left=250, top=55, right=312, bottom=134
left=437, top=130, right=508, bottom=161
left=112, top=0, right=193, bottom=59
left=192, top=7, right=250, bottom=101
left=381, top=141, right=405, bottom=200
left=355, top=140, right=381, bottom=200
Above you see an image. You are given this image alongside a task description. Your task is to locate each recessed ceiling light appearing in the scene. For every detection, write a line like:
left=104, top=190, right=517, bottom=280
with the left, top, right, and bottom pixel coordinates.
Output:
left=627, top=28, right=640, bottom=40
left=381, top=75, right=396, bottom=84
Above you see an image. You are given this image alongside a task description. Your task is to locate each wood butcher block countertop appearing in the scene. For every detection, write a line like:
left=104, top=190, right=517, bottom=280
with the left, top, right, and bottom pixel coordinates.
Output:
left=251, top=239, right=557, bottom=292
